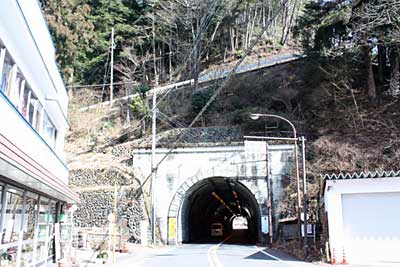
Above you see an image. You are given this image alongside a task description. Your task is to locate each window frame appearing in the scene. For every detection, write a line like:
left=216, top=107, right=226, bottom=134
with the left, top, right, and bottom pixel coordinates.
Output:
left=0, top=48, right=5, bottom=85
left=0, top=46, right=61, bottom=153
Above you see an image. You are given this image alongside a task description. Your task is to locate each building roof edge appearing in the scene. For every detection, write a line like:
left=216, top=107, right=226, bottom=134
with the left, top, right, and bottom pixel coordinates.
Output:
left=322, top=170, right=400, bottom=180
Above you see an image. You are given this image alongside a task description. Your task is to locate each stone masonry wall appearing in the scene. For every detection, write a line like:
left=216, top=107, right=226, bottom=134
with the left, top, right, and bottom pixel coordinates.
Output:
left=70, top=168, right=147, bottom=243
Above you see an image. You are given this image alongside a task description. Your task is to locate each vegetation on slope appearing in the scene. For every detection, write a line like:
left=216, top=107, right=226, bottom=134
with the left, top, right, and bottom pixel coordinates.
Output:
left=40, top=0, right=303, bottom=91
left=62, top=0, right=400, bottom=260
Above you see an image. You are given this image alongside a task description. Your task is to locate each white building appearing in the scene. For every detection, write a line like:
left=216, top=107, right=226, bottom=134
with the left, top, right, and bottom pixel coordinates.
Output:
left=0, top=1, right=78, bottom=266
left=324, top=171, right=400, bottom=264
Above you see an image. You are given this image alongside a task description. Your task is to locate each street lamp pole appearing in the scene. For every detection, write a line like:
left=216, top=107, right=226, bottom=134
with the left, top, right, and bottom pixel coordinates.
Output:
left=301, top=136, right=308, bottom=256
left=150, top=90, right=157, bottom=245
left=249, top=114, right=302, bottom=242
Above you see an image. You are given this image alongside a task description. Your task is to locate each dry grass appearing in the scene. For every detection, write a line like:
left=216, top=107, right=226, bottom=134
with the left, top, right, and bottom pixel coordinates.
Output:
left=66, top=105, right=127, bottom=159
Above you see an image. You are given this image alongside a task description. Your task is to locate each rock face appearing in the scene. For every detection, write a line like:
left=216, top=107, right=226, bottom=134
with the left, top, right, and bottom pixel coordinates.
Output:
left=70, top=168, right=146, bottom=243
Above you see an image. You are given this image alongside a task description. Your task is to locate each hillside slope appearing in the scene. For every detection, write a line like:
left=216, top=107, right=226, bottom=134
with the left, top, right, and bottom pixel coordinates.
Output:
left=65, top=55, right=400, bottom=253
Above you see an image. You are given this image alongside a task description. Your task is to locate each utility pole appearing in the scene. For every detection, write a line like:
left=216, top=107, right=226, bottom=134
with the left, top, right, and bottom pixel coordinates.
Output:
left=301, top=136, right=308, bottom=257
left=150, top=88, right=157, bottom=244
left=112, top=184, right=118, bottom=265
left=294, top=136, right=302, bottom=242
left=110, top=27, right=115, bottom=106
left=150, top=6, right=159, bottom=245
left=265, top=143, right=273, bottom=244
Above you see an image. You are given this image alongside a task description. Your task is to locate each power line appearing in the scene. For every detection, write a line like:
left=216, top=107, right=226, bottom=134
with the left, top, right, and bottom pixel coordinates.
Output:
left=151, top=0, right=226, bottom=109
left=157, top=111, right=199, bottom=140
left=82, top=1, right=289, bottom=253
left=67, top=80, right=139, bottom=89
left=68, top=0, right=219, bottom=91
left=106, top=0, right=227, bottom=129
left=130, top=0, right=291, bottom=193
left=71, top=0, right=223, bottom=96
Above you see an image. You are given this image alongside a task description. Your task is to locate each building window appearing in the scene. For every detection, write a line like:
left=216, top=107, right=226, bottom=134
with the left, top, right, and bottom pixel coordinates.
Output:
left=29, top=94, right=44, bottom=134
left=0, top=48, right=6, bottom=91
left=0, top=181, right=64, bottom=267
left=2, top=188, right=24, bottom=244
left=28, top=94, right=37, bottom=125
left=1, top=187, right=24, bottom=267
left=36, top=197, right=49, bottom=262
left=20, top=192, right=38, bottom=267
left=0, top=46, right=59, bottom=151
left=47, top=201, right=56, bottom=259
left=6, top=67, right=21, bottom=110
left=21, top=82, right=29, bottom=118
left=0, top=55, right=13, bottom=95
left=0, top=185, right=2, bottom=216
left=12, top=72, right=25, bottom=113
left=35, top=104, right=43, bottom=133
left=42, top=114, right=57, bottom=149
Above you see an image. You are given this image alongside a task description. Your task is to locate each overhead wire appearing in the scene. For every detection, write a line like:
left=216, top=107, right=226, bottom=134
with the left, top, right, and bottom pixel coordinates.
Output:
left=82, top=2, right=289, bottom=261
left=149, top=0, right=225, bottom=116
left=70, top=0, right=222, bottom=95
left=157, top=111, right=199, bottom=140
left=81, top=2, right=225, bottom=264
left=129, top=0, right=291, bottom=194
left=105, top=0, right=227, bottom=140
left=92, top=1, right=222, bottom=152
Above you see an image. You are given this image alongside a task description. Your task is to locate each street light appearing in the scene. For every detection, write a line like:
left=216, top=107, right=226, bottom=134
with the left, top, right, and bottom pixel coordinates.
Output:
left=249, top=113, right=302, bottom=242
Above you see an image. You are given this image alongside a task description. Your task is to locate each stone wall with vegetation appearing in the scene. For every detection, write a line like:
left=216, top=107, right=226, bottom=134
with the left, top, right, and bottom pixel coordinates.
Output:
left=70, top=168, right=147, bottom=243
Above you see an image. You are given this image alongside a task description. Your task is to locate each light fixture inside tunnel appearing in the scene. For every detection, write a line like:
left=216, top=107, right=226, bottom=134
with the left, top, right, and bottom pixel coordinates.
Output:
left=181, top=177, right=260, bottom=244
left=211, top=191, right=235, bottom=216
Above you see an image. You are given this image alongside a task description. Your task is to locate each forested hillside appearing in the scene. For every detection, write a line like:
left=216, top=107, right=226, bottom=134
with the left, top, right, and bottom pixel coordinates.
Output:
left=39, top=0, right=400, bottom=173
left=40, top=0, right=302, bottom=92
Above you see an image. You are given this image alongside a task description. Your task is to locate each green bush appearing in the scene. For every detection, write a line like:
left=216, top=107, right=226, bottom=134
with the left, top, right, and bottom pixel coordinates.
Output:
left=135, top=84, right=150, bottom=99
left=130, top=95, right=150, bottom=119
left=191, top=89, right=215, bottom=115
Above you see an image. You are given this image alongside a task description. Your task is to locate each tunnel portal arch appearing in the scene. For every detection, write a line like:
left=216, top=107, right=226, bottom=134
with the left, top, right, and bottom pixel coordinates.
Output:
left=167, top=176, right=262, bottom=244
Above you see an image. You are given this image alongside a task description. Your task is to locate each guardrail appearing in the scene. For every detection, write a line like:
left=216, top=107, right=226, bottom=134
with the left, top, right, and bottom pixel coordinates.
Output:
left=79, top=53, right=305, bottom=112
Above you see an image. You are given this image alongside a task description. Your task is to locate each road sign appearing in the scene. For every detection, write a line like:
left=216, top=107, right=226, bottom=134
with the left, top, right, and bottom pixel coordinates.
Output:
left=168, top=217, right=177, bottom=239
left=261, top=216, right=269, bottom=234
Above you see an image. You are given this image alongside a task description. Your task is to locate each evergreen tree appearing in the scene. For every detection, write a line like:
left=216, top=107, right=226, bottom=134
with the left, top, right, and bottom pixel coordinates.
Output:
left=41, top=0, right=146, bottom=86
left=40, top=0, right=94, bottom=84
left=294, top=0, right=400, bottom=101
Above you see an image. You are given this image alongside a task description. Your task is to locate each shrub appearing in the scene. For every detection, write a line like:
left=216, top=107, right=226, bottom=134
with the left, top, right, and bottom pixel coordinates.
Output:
left=191, top=88, right=215, bottom=115
left=129, top=95, right=150, bottom=119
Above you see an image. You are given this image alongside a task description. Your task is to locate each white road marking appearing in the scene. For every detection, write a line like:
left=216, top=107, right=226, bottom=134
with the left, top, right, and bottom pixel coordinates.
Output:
left=255, top=246, right=304, bottom=267
left=208, top=236, right=232, bottom=267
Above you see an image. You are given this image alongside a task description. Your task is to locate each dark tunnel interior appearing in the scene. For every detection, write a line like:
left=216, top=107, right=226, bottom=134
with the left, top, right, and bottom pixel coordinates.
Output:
left=181, top=177, right=260, bottom=244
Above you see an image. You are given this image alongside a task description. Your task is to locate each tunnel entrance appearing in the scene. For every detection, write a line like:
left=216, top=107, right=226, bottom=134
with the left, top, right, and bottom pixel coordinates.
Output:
left=179, top=177, right=260, bottom=244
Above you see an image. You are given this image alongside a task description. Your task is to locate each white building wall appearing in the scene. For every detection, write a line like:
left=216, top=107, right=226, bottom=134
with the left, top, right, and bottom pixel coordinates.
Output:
left=0, top=95, right=68, bottom=184
left=0, top=0, right=68, bottom=131
left=0, top=0, right=75, bottom=201
left=324, top=177, right=400, bottom=264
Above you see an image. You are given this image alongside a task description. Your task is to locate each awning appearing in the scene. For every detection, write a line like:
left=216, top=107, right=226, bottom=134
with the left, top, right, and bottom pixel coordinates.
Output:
left=0, top=135, right=78, bottom=203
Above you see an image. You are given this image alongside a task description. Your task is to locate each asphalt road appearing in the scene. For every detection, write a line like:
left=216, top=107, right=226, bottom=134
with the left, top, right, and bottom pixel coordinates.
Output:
left=135, top=235, right=316, bottom=267
left=138, top=244, right=316, bottom=267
